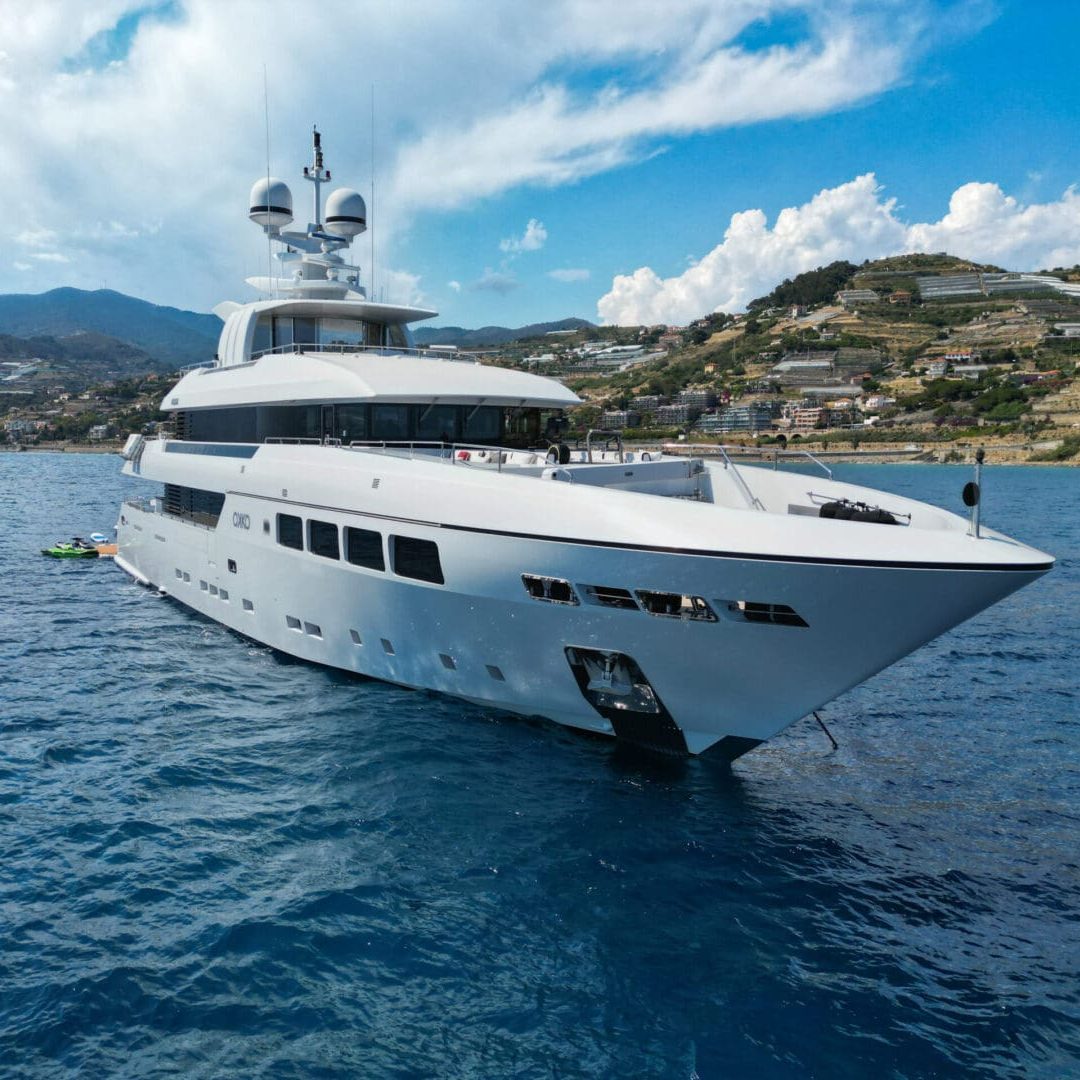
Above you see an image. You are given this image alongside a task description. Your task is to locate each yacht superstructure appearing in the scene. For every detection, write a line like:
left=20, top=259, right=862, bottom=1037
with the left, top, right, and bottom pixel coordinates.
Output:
left=116, top=132, right=1053, bottom=760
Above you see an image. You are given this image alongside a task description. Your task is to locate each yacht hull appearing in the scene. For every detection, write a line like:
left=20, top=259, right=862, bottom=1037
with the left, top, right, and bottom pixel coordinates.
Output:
left=115, top=492, right=1046, bottom=758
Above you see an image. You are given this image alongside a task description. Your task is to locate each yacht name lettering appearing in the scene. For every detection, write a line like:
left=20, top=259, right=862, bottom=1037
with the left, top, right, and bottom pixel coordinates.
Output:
left=232, top=512, right=251, bottom=530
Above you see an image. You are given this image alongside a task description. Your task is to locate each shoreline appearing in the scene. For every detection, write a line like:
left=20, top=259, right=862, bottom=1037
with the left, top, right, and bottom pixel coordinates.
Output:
left=3, top=441, right=1077, bottom=465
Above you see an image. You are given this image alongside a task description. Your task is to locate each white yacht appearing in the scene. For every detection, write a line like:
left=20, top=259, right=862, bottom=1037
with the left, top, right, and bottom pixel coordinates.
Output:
left=116, top=132, right=1053, bottom=760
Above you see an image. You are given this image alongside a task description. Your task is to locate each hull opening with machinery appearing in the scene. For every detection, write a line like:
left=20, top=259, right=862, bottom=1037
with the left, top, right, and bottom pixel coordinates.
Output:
left=115, top=130, right=1053, bottom=760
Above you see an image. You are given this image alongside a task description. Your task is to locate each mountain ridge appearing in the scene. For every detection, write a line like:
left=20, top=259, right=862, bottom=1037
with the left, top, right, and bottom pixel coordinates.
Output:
left=0, top=287, right=220, bottom=367
left=412, top=317, right=595, bottom=348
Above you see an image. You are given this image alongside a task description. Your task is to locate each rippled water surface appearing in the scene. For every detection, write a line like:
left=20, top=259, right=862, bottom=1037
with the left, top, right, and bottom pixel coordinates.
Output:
left=1, top=454, right=1077, bottom=1078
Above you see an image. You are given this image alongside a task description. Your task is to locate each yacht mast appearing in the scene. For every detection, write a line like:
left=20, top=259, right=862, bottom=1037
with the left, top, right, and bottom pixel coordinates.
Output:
left=303, top=126, right=331, bottom=229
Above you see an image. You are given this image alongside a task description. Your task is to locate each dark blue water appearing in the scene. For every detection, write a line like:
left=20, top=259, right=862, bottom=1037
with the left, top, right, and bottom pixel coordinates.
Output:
left=1, top=454, right=1077, bottom=1078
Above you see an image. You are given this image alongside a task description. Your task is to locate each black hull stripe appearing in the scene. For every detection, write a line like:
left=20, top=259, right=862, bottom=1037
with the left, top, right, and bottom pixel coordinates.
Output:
left=226, top=490, right=1053, bottom=573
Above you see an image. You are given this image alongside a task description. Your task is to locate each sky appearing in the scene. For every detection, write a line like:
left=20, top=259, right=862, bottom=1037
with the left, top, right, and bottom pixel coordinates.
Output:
left=1, top=0, right=1078, bottom=328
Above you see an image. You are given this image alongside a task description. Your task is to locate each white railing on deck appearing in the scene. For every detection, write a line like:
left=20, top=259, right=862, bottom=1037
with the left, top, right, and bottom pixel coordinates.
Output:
left=251, top=343, right=481, bottom=364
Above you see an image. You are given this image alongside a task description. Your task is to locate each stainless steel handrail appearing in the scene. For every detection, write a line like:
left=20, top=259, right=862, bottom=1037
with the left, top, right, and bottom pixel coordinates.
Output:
left=585, top=428, right=624, bottom=464
left=715, top=446, right=765, bottom=511
left=791, top=450, right=833, bottom=479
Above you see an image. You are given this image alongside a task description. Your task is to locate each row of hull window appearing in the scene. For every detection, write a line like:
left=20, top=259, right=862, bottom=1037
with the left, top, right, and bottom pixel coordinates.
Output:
left=520, top=574, right=808, bottom=627
left=277, top=513, right=443, bottom=584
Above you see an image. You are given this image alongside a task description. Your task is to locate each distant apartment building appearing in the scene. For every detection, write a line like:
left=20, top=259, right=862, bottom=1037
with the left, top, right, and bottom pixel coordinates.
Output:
left=676, top=388, right=716, bottom=408
left=861, top=394, right=896, bottom=411
left=925, top=360, right=948, bottom=378
left=697, top=403, right=777, bottom=434
left=601, top=410, right=640, bottom=429
left=656, top=404, right=700, bottom=425
left=88, top=424, right=113, bottom=441
left=782, top=403, right=829, bottom=431
left=631, top=395, right=663, bottom=414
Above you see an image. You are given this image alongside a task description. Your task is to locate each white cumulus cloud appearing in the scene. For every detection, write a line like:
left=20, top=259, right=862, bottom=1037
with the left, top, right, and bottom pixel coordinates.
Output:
left=597, top=176, right=1080, bottom=324
left=372, top=267, right=425, bottom=307
left=500, top=218, right=547, bottom=254
left=0, top=1, right=932, bottom=310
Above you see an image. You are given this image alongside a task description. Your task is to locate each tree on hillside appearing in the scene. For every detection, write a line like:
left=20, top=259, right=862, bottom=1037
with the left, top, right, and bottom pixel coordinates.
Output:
left=747, top=261, right=858, bottom=311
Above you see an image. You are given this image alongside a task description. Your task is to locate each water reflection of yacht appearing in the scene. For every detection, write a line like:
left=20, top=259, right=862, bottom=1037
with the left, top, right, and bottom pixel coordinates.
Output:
left=116, top=131, right=1053, bottom=760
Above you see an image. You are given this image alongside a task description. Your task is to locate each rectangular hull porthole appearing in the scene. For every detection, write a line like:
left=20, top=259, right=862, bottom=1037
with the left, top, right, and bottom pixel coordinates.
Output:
left=564, top=647, right=687, bottom=754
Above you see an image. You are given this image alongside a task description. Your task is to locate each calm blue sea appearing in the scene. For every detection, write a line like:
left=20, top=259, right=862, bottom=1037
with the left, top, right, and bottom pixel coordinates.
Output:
left=0, top=453, right=1077, bottom=1078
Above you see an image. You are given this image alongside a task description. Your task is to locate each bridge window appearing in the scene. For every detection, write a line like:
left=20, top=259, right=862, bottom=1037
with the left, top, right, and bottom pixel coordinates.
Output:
left=293, top=317, right=319, bottom=346
left=372, top=404, right=410, bottom=440
left=337, top=404, right=370, bottom=443
left=273, top=317, right=294, bottom=349
left=252, top=318, right=272, bottom=356
left=321, top=318, right=365, bottom=348
left=308, top=519, right=339, bottom=560
left=464, top=405, right=500, bottom=442
left=417, top=404, right=460, bottom=443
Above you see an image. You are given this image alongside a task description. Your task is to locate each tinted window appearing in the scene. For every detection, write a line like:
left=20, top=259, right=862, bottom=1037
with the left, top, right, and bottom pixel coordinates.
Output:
left=345, top=527, right=384, bottom=571
left=417, top=404, right=460, bottom=442
left=272, top=316, right=293, bottom=348
left=372, top=404, right=410, bottom=439
left=308, top=519, right=339, bottom=560
left=337, top=404, right=370, bottom=443
left=393, top=536, right=444, bottom=584
left=464, top=406, right=501, bottom=442
left=252, top=317, right=272, bottom=356
left=277, top=513, right=303, bottom=550
left=320, top=318, right=364, bottom=347
left=293, top=317, right=319, bottom=345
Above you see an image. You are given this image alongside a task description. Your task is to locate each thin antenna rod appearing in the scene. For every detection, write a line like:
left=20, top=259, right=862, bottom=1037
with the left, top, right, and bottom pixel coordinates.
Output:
left=370, top=83, right=375, bottom=301
left=263, top=66, right=273, bottom=298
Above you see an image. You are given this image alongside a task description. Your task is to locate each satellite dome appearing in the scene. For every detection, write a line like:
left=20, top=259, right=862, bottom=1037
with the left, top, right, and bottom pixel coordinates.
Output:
left=249, top=178, right=293, bottom=230
left=325, top=187, right=367, bottom=237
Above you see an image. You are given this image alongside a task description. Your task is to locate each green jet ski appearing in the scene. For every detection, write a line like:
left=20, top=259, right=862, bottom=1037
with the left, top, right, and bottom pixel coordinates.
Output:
left=42, top=537, right=100, bottom=559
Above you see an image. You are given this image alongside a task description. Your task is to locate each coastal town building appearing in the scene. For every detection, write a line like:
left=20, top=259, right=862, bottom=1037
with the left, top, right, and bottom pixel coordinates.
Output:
left=697, top=403, right=778, bottom=434
left=631, top=395, right=663, bottom=414
left=601, top=409, right=640, bottom=429
left=836, top=288, right=878, bottom=309
left=656, top=403, right=699, bottom=425
left=676, top=388, right=716, bottom=409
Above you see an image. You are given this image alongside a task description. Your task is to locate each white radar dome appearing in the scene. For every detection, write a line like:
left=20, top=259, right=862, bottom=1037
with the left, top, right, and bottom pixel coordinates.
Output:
left=324, top=187, right=367, bottom=237
left=248, top=177, right=293, bottom=230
